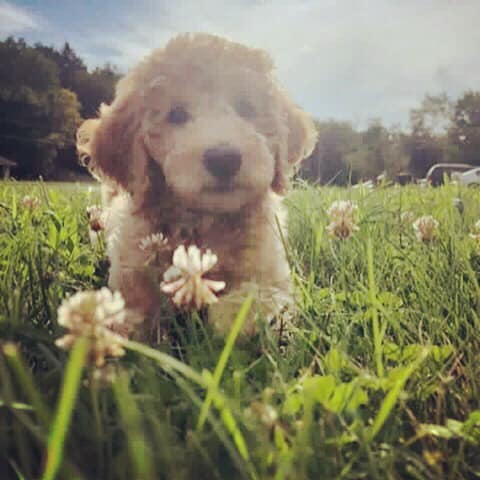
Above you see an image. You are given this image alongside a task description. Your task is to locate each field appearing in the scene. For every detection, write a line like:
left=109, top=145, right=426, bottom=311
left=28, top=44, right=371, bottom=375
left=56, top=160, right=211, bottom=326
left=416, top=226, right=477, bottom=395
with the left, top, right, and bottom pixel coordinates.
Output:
left=1, top=180, right=480, bottom=480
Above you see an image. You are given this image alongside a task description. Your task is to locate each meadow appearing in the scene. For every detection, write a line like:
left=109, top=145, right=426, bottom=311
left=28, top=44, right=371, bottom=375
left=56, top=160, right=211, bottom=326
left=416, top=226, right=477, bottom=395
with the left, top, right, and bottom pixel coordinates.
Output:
left=0, top=180, right=479, bottom=480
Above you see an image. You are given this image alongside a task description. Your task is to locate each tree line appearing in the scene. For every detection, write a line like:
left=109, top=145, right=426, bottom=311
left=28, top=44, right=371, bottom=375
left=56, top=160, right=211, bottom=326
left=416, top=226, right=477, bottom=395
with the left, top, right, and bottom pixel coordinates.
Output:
left=0, top=37, right=120, bottom=179
left=300, top=92, right=480, bottom=184
left=1, top=36, right=479, bottom=182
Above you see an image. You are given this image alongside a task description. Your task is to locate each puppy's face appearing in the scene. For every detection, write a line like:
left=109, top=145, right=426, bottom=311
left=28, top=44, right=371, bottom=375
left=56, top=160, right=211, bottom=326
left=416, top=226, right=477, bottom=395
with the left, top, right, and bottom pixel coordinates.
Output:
left=83, top=34, right=317, bottom=212
left=143, top=67, right=282, bottom=212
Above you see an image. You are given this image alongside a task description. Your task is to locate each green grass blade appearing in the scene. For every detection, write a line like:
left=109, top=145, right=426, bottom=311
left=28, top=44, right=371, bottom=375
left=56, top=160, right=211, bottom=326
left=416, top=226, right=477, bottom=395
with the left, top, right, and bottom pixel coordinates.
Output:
left=123, top=337, right=205, bottom=386
left=176, top=376, right=256, bottom=480
left=3, top=343, right=51, bottom=428
left=0, top=400, right=33, bottom=411
left=123, top=330, right=254, bottom=469
left=9, top=460, right=26, bottom=480
left=197, top=295, right=253, bottom=431
left=113, top=370, right=155, bottom=480
left=367, top=348, right=429, bottom=443
left=367, top=236, right=384, bottom=377
left=42, top=337, right=89, bottom=480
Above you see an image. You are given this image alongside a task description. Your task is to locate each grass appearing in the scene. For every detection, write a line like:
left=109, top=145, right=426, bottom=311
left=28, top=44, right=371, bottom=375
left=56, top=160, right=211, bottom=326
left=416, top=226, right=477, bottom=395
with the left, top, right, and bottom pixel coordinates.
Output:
left=0, top=179, right=480, bottom=479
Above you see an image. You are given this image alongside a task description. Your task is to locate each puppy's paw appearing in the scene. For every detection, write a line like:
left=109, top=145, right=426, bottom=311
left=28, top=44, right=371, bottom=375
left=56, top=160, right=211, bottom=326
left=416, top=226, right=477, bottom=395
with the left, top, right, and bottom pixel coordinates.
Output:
left=209, top=283, right=293, bottom=337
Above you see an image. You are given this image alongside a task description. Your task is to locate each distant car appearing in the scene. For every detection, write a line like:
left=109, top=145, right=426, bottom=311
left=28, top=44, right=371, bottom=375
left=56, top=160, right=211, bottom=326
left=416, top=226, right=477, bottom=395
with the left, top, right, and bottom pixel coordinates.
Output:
left=452, top=167, right=480, bottom=186
left=426, top=163, right=475, bottom=186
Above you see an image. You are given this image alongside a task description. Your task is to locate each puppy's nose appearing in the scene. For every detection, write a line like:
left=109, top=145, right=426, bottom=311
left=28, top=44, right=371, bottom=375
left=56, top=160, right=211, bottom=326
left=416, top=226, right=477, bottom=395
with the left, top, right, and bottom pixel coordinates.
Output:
left=203, top=145, right=242, bottom=179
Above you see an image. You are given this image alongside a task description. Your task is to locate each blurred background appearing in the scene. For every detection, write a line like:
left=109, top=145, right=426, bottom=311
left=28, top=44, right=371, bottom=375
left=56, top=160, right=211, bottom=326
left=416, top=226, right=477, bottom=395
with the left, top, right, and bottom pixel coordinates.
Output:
left=0, top=0, right=479, bottom=184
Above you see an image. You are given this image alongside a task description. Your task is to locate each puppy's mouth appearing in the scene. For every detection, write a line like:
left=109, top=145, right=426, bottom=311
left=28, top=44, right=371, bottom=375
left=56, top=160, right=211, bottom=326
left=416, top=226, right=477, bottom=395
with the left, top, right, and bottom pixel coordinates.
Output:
left=203, top=180, right=237, bottom=193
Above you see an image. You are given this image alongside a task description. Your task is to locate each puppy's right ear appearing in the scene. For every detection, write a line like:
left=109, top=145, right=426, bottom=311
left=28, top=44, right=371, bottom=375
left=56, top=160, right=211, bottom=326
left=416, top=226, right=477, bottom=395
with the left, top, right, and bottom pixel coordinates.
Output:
left=271, top=99, right=317, bottom=194
left=90, top=95, right=148, bottom=194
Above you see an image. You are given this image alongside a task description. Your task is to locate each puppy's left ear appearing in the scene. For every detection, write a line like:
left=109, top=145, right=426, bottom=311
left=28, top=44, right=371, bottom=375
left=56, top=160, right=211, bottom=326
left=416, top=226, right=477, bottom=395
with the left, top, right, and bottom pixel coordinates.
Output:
left=272, top=100, right=317, bottom=194
left=76, top=119, right=100, bottom=168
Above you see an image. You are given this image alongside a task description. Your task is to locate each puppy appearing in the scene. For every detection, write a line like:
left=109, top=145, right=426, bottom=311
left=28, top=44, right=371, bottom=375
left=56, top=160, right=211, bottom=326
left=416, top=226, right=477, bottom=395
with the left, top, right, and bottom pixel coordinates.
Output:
left=78, top=33, right=316, bottom=337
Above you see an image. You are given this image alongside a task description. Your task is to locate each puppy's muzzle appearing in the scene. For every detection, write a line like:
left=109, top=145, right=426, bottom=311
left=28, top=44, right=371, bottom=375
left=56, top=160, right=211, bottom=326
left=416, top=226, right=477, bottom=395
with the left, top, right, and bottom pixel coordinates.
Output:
left=203, top=144, right=242, bottom=180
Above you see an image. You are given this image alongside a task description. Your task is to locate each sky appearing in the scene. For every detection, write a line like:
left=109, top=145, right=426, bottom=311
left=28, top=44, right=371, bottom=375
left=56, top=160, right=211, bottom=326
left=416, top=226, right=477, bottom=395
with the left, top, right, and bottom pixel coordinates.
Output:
left=1, top=0, right=479, bottom=128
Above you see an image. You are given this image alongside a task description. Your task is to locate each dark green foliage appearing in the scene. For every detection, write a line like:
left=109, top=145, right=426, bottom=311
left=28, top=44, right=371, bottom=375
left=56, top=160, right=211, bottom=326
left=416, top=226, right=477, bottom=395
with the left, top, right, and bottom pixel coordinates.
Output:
left=449, top=91, right=480, bottom=165
left=34, top=41, right=120, bottom=118
left=0, top=38, right=82, bottom=179
left=0, top=38, right=120, bottom=180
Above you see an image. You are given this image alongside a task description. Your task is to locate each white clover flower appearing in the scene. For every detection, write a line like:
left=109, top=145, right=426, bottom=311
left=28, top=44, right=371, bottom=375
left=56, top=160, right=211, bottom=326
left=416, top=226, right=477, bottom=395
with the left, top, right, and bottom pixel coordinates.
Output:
left=139, top=232, right=168, bottom=252
left=90, top=363, right=118, bottom=386
left=55, top=288, right=127, bottom=367
left=247, top=401, right=278, bottom=428
left=400, top=211, right=415, bottom=224
left=452, top=197, right=464, bottom=214
left=377, top=173, right=387, bottom=183
left=21, top=195, right=40, bottom=210
left=327, top=200, right=358, bottom=219
left=86, top=205, right=105, bottom=232
left=469, top=220, right=480, bottom=242
left=88, top=229, right=101, bottom=248
left=160, top=245, right=226, bottom=310
left=326, top=200, right=359, bottom=240
left=412, top=215, right=439, bottom=242
left=470, top=233, right=480, bottom=242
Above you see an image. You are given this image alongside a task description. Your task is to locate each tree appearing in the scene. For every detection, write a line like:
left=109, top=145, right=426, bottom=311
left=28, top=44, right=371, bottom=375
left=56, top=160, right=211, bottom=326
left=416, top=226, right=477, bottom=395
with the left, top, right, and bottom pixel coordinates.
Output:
left=403, top=131, right=444, bottom=178
left=1, top=37, right=59, bottom=97
left=300, top=120, right=412, bottom=184
left=349, top=120, right=388, bottom=179
left=410, top=93, right=453, bottom=136
left=385, top=125, right=410, bottom=175
left=49, top=89, right=82, bottom=147
left=72, top=64, right=120, bottom=117
left=0, top=38, right=81, bottom=178
left=300, top=120, right=360, bottom=184
left=35, top=42, right=119, bottom=118
left=405, top=93, right=454, bottom=177
left=35, top=42, right=87, bottom=92
left=448, top=90, right=480, bottom=165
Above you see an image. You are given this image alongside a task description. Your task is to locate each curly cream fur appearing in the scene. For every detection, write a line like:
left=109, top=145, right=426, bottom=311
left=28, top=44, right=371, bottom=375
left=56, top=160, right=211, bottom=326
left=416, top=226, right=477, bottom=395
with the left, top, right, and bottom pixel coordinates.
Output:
left=77, top=33, right=316, bottom=336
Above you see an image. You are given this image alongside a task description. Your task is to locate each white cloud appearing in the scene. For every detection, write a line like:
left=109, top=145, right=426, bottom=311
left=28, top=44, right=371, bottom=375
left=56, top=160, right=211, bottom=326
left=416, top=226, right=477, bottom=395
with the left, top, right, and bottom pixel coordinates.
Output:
left=0, top=1, right=41, bottom=36
left=68, top=0, right=480, bottom=125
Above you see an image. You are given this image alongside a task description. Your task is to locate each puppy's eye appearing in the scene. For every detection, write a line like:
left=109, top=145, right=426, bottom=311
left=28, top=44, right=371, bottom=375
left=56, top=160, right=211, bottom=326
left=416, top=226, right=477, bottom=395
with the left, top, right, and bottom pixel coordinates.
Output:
left=235, top=99, right=256, bottom=118
left=166, top=105, right=190, bottom=125
left=79, top=154, right=90, bottom=167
